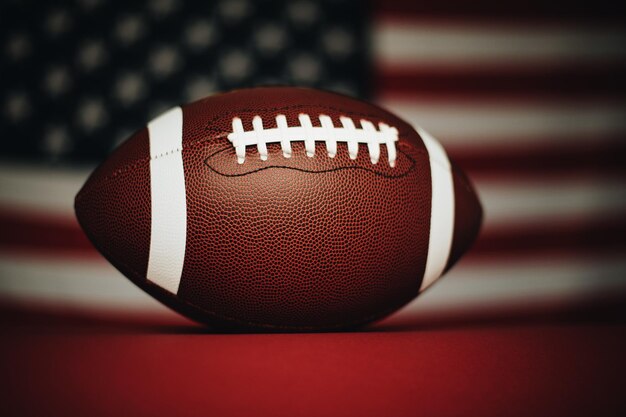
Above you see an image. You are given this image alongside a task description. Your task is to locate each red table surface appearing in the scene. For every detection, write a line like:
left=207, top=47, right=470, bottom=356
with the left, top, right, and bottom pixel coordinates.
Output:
left=1, top=300, right=625, bottom=417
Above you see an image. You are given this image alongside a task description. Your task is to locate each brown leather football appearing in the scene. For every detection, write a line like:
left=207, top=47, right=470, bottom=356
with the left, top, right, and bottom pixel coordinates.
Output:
left=75, top=87, right=482, bottom=331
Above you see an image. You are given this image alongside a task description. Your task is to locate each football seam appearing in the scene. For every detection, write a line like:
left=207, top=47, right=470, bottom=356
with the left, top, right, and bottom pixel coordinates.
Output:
left=203, top=144, right=417, bottom=178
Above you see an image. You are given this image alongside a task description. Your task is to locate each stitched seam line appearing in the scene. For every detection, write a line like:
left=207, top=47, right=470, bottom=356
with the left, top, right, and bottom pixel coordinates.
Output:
left=204, top=145, right=417, bottom=179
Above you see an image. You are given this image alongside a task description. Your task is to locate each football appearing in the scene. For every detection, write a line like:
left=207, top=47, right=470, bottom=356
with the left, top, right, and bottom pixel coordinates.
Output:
left=75, top=87, right=482, bottom=331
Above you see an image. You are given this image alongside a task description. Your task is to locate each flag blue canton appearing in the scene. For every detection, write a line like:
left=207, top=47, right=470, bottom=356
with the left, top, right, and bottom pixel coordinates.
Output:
left=0, top=0, right=370, bottom=163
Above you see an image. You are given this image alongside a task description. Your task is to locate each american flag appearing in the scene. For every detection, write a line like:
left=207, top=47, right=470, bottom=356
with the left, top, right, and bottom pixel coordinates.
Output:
left=1, top=0, right=625, bottom=321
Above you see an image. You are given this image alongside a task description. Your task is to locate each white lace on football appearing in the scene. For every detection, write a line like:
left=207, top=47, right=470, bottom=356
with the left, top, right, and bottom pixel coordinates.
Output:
left=227, top=114, right=399, bottom=167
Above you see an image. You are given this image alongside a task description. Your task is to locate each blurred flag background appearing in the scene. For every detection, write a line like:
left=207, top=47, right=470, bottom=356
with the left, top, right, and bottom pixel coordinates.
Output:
left=1, top=0, right=625, bottom=322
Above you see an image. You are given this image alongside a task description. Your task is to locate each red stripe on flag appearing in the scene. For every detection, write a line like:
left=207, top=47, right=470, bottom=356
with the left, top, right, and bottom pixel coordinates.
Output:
left=468, top=215, right=626, bottom=262
left=374, top=0, right=626, bottom=23
left=448, top=138, right=626, bottom=180
left=376, top=64, right=626, bottom=101
left=0, top=208, right=96, bottom=258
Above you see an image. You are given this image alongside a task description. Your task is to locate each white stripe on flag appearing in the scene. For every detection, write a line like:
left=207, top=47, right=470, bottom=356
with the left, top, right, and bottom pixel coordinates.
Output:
left=397, top=256, right=626, bottom=317
left=379, top=99, right=626, bottom=147
left=0, top=163, right=88, bottom=215
left=478, top=178, right=626, bottom=228
left=375, top=21, right=626, bottom=66
left=0, top=255, right=167, bottom=312
left=147, top=107, right=187, bottom=294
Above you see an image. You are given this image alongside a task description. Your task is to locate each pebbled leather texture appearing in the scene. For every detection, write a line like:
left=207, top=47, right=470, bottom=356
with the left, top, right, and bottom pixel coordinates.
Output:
left=75, top=87, right=482, bottom=331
